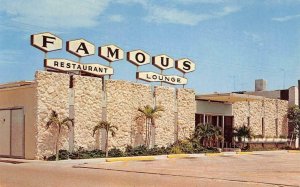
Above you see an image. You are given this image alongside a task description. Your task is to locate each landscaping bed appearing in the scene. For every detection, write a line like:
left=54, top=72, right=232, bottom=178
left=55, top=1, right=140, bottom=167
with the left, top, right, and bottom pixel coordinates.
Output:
left=46, top=141, right=220, bottom=161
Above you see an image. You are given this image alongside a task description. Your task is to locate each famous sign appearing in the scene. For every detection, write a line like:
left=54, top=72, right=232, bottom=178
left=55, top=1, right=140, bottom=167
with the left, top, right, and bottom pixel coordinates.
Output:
left=175, top=58, right=196, bottom=73
left=66, top=39, right=95, bottom=57
left=152, top=54, right=174, bottom=70
left=98, top=44, right=124, bottom=63
left=44, top=59, right=113, bottom=76
left=31, top=32, right=62, bottom=52
left=127, top=50, right=151, bottom=66
left=31, top=32, right=196, bottom=85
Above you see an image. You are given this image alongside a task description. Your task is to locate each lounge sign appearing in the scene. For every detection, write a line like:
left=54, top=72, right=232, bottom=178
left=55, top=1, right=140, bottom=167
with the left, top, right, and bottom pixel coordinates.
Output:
left=137, top=72, right=187, bottom=85
left=31, top=32, right=196, bottom=85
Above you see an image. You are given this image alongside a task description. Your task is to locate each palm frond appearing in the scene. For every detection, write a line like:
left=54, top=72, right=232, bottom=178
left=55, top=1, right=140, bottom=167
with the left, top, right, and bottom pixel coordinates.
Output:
left=92, top=125, right=101, bottom=137
left=62, top=117, right=74, bottom=130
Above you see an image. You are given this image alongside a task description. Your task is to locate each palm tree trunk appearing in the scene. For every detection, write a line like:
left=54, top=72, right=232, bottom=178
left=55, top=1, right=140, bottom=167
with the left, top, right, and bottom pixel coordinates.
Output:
left=145, top=118, right=148, bottom=147
left=298, top=131, right=300, bottom=150
left=55, top=127, right=61, bottom=161
left=105, top=130, right=109, bottom=157
left=148, top=119, right=152, bottom=149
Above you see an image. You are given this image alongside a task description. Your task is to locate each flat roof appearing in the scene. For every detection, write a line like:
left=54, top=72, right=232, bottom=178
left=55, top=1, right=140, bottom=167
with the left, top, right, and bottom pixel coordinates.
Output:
left=0, top=81, right=35, bottom=89
left=196, top=93, right=263, bottom=103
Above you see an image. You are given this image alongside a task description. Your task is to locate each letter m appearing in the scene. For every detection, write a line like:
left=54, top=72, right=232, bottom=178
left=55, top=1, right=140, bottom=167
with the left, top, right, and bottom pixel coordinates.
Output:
left=99, top=45, right=124, bottom=62
left=107, top=47, right=119, bottom=60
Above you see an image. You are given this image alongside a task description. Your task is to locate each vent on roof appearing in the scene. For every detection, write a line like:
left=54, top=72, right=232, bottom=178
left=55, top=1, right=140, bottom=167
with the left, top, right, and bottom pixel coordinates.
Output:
left=255, top=79, right=267, bottom=91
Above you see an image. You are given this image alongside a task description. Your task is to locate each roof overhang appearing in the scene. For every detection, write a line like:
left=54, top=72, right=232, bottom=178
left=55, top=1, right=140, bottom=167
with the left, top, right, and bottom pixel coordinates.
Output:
left=0, top=81, right=34, bottom=89
left=195, top=93, right=263, bottom=103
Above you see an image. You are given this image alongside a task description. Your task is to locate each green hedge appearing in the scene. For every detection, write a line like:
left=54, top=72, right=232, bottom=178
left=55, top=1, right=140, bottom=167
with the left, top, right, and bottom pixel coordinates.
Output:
left=46, top=141, right=220, bottom=161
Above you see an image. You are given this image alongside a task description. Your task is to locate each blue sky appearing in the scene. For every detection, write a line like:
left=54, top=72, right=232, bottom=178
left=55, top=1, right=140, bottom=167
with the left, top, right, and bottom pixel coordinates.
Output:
left=0, top=0, right=299, bottom=94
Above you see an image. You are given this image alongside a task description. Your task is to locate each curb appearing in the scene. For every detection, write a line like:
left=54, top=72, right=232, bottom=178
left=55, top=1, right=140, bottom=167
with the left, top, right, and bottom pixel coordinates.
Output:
left=106, top=156, right=155, bottom=162
left=236, top=152, right=253, bottom=155
left=4, top=150, right=294, bottom=165
left=288, top=150, right=300, bottom=153
left=205, top=153, right=223, bottom=156
left=167, top=154, right=189, bottom=159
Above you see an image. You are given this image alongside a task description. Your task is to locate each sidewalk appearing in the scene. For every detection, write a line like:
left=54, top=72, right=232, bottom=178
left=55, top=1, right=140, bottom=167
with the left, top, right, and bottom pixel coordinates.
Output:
left=1, top=149, right=298, bottom=165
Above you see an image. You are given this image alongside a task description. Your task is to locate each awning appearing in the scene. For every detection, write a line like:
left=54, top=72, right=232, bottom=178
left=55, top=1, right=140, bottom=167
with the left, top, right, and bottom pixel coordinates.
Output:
left=195, top=93, right=263, bottom=103
left=0, top=81, right=34, bottom=89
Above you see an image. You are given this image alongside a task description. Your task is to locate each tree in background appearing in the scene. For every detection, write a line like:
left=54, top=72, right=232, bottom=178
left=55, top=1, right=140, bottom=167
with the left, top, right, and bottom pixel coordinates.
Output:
left=136, top=105, right=164, bottom=148
left=287, top=105, right=300, bottom=149
left=46, top=110, right=73, bottom=161
left=93, top=121, right=118, bottom=157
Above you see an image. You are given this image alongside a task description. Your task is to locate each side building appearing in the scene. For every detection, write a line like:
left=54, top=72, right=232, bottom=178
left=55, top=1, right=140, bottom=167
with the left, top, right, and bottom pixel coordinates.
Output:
left=196, top=79, right=299, bottom=149
left=196, top=93, right=289, bottom=149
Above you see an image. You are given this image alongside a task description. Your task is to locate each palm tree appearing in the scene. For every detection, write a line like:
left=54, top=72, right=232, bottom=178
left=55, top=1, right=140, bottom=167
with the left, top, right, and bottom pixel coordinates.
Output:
left=288, top=105, right=300, bottom=149
left=233, top=125, right=252, bottom=149
left=136, top=105, right=164, bottom=148
left=46, top=110, right=73, bottom=161
left=194, top=123, right=222, bottom=147
left=93, top=121, right=118, bottom=157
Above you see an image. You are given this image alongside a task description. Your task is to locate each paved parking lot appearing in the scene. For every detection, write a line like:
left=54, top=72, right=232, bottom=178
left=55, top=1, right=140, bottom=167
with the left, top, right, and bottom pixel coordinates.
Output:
left=1, top=151, right=300, bottom=187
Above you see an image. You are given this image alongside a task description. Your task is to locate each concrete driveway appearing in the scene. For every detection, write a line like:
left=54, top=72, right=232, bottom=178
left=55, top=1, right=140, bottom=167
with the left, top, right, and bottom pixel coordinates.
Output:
left=0, top=151, right=299, bottom=187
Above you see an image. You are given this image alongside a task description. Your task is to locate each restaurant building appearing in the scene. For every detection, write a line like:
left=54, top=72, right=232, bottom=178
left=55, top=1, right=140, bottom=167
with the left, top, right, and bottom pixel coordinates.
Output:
left=0, top=71, right=195, bottom=159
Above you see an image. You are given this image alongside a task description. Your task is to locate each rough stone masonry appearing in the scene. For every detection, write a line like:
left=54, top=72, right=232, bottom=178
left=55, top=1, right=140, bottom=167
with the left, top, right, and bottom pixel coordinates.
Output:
left=35, top=71, right=196, bottom=159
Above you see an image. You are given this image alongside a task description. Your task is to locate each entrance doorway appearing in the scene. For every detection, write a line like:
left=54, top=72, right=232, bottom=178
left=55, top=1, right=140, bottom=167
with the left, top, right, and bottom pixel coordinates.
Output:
left=0, top=108, right=25, bottom=158
left=195, top=114, right=234, bottom=148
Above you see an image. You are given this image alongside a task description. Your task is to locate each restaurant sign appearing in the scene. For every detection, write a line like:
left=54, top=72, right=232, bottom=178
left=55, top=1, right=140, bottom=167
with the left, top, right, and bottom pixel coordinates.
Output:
left=44, top=59, right=113, bottom=76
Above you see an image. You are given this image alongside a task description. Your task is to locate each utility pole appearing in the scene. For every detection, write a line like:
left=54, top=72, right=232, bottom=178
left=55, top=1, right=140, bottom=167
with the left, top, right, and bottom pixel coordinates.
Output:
left=298, top=80, right=300, bottom=149
left=298, top=80, right=300, bottom=107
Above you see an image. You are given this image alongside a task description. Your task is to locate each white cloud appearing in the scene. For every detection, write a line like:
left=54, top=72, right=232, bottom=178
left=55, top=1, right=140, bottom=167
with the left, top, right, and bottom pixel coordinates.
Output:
left=272, top=14, right=300, bottom=22
left=173, top=0, right=227, bottom=4
left=243, top=31, right=264, bottom=46
left=0, top=0, right=110, bottom=29
left=109, top=15, right=124, bottom=22
left=145, top=6, right=240, bottom=26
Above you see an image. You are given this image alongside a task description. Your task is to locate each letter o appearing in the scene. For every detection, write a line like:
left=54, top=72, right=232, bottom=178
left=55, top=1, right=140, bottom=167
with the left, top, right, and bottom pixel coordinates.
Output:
left=135, top=52, right=146, bottom=63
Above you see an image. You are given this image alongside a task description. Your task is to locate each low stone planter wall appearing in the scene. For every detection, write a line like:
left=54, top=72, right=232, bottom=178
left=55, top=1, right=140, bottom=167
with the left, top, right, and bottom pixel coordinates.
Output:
left=234, top=137, right=288, bottom=143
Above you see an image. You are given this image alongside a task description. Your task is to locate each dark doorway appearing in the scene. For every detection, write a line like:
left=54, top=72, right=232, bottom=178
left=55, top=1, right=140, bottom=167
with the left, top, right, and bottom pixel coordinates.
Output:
left=224, top=116, right=233, bottom=147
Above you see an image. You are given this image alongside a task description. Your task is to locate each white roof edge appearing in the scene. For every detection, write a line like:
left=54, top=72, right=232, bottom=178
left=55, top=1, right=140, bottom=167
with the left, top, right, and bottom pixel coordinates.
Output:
left=0, top=81, right=35, bottom=89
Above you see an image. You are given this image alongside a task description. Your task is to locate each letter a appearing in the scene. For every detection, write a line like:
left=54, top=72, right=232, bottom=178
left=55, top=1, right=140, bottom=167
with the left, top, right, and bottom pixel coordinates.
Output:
left=76, top=42, right=89, bottom=54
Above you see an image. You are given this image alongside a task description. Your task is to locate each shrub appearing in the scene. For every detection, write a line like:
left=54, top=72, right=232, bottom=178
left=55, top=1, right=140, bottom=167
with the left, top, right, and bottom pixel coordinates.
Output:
left=148, top=146, right=170, bottom=155
left=170, top=145, right=183, bottom=154
left=125, top=145, right=148, bottom=156
left=47, top=150, right=70, bottom=161
left=108, top=148, right=124, bottom=157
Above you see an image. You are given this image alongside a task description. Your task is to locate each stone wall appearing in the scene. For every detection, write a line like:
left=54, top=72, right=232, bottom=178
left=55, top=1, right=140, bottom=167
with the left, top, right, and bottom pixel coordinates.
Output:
left=35, top=71, right=70, bottom=159
left=154, top=86, right=176, bottom=147
left=105, top=80, right=153, bottom=149
left=34, top=71, right=196, bottom=159
left=233, top=99, right=288, bottom=137
left=177, top=88, right=196, bottom=140
left=73, top=75, right=102, bottom=150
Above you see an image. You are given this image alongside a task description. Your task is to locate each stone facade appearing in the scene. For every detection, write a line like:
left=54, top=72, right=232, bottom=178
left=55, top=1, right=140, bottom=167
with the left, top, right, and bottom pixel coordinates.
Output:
left=106, top=80, right=153, bottom=149
left=22, top=71, right=196, bottom=159
left=233, top=99, right=288, bottom=137
left=154, top=86, right=176, bottom=147
left=177, top=88, right=196, bottom=140
left=73, top=75, right=102, bottom=150
left=35, top=71, right=70, bottom=159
